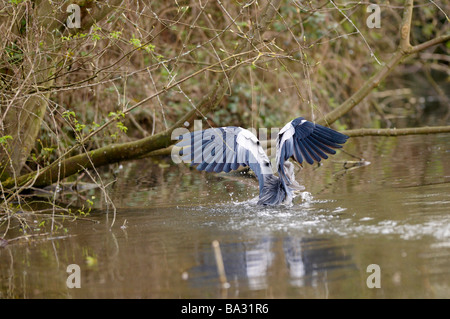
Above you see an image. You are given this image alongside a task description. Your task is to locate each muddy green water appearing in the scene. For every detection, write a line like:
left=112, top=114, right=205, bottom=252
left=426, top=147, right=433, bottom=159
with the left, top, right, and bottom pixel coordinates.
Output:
left=1, top=134, right=449, bottom=298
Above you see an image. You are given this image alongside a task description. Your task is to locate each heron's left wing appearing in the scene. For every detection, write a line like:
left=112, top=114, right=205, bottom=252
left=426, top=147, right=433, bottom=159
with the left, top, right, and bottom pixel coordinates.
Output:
left=276, top=117, right=349, bottom=183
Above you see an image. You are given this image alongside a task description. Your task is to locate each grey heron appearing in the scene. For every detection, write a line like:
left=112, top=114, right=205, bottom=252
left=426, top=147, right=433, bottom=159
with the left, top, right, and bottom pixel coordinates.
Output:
left=175, top=117, right=349, bottom=205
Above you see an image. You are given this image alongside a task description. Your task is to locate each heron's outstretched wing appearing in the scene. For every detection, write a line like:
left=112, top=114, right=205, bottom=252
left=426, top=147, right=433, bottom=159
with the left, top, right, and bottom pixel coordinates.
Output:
left=175, top=127, right=273, bottom=179
left=276, top=117, right=349, bottom=182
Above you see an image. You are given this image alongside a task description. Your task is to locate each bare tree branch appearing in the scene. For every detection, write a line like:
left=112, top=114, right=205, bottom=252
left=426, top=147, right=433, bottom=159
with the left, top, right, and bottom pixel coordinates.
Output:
left=317, top=0, right=449, bottom=127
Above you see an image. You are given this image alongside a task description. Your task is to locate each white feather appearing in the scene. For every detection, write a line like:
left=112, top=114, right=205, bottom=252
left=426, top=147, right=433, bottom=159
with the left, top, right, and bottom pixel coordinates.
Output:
left=237, top=129, right=272, bottom=174
left=276, top=120, right=295, bottom=168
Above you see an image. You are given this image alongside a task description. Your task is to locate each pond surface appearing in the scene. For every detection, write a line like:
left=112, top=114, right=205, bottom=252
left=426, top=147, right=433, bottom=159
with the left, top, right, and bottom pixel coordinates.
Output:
left=1, top=134, right=450, bottom=298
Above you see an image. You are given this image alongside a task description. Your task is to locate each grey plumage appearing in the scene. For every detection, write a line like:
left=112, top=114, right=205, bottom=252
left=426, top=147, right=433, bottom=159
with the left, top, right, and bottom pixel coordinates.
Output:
left=175, top=117, right=348, bottom=205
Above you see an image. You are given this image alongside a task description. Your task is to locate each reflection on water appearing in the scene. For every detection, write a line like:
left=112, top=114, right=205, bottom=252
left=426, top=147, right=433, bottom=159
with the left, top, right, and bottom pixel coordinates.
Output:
left=283, top=237, right=354, bottom=288
left=0, top=134, right=450, bottom=298
left=189, top=236, right=354, bottom=291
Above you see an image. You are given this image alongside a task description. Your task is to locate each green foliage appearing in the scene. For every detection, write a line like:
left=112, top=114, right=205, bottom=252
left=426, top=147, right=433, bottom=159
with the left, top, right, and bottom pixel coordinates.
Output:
left=116, top=122, right=128, bottom=133
left=108, top=111, right=125, bottom=120
left=91, top=33, right=101, bottom=41
left=62, top=111, right=76, bottom=119
left=62, top=110, right=87, bottom=139
left=129, top=35, right=155, bottom=53
left=109, top=30, right=122, bottom=39
left=108, top=111, right=128, bottom=138
left=0, top=135, right=13, bottom=145
left=8, top=0, right=25, bottom=5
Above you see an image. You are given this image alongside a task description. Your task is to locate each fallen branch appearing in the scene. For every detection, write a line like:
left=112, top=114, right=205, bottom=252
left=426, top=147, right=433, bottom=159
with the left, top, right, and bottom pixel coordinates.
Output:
left=341, top=126, right=450, bottom=137
left=144, top=125, right=450, bottom=159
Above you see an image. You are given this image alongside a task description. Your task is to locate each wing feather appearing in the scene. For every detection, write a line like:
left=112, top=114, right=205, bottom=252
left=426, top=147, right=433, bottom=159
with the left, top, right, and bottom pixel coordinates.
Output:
left=175, top=127, right=273, bottom=181
left=276, top=117, right=349, bottom=182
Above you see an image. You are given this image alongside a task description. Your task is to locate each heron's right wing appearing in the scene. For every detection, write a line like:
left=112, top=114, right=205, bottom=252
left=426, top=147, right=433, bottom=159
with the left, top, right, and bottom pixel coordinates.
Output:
left=175, top=127, right=273, bottom=177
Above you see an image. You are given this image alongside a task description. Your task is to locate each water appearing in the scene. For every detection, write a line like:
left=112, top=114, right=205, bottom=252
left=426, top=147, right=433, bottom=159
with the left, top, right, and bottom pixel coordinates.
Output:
left=1, top=134, right=449, bottom=298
